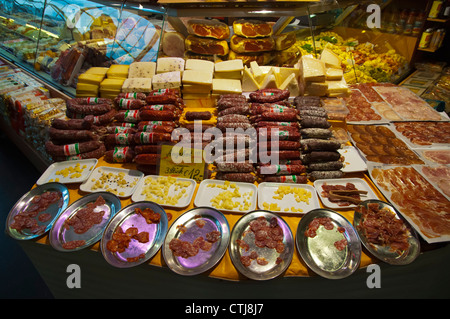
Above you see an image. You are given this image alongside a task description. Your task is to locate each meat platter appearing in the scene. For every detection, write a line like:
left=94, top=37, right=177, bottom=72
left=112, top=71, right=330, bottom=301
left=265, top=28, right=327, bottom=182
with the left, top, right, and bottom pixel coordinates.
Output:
left=295, top=208, right=361, bottom=279
left=390, top=122, right=450, bottom=149
left=257, top=182, right=319, bottom=214
left=353, top=199, right=420, bottom=265
left=49, top=192, right=122, bottom=252
left=415, top=148, right=450, bottom=165
left=6, top=182, right=70, bottom=240
left=368, top=164, right=450, bottom=243
left=229, top=210, right=294, bottom=280
left=162, top=207, right=230, bottom=276
left=36, top=159, right=97, bottom=185
left=131, top=175, right=196, bottom=208
left=412, top=164, right=450, bottom=200
left=100, top=201, right=169, bottom=268
left=194, top=179, right=257, bottom=213
left=313, top=178, right=379, bottom=209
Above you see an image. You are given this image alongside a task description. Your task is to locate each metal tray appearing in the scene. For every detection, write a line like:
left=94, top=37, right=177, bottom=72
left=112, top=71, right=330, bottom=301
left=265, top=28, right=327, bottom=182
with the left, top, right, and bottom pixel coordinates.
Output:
left=353, top=199, right=420, bottom=265
left=162, top=207, right=230, bottom=276
left=100, top=201, right=169, bottom=268
left=6, top=182, right=70, bottom=240
left=49, top=192, right=122, bottom=252
left=229, top=210, right=294, bottom=281
left=296, top=208, right=361, bottom=279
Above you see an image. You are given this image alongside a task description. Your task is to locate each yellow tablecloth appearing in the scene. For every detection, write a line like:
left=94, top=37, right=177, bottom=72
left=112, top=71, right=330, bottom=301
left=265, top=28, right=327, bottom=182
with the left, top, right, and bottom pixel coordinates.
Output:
left=34, top=156, right=382, bottom=281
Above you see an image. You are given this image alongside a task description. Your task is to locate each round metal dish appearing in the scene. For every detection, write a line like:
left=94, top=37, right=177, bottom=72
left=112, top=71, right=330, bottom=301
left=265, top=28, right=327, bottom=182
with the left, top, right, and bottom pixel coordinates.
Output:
left=162, top=207, right=230, bottom=276
left=229, top=210, right=294, bottom=281
left=353, top=199, right=420, bottom=265
left=100, top=201, right=169, bottom=268
left=296, top=208, right=361, bottom=279
left=49, top=192, right=121, bottom=252
left=6, top=182, right=70, bottom=240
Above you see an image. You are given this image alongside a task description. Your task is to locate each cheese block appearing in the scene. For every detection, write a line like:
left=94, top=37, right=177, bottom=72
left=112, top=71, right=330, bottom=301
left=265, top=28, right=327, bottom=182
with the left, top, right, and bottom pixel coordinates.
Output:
left=279, top=66, right=300, bottom=83
left=250, top=61, right=264, bottom=84
left=122, top=78, right=152, bottom=93
left=182, top=69, right=213, bottom=86
left=78, top=73, right=105, bottom=86
left=151, top=71, right=181, bottom=89
left=85, top=67, right=109, bottom=76
left=106, top=64, right=129, bottom=79
left=212, top=78, right=242, bottom=95
left=259, top=67, right=277, bottom=89
left=213, top=70, right=242, bottom=79
left=128, top=62, right=156, bottom=78
left=320, top=48, right=341, bottom=69
left=185, top=59, right=215, bottom=74
left=326, top=78, right=348, bottom=95
left=326, top=67, right=343, bottom=80
left=76, top=83, right=99, bottom=94
left=100, top=78, right=126, bottom=91
left=278, top=73, right=299, bottom=97
left=214, top=59, right=244, bottom=73
left=304, top=81, right=328, bottom=96
left=242, top=66, right=261, bottom=92
left=298, top=56, right=326, bottom=82
left=182, top=84, right=212, bottom=94
left=233, top=19, right=273, bottom=38
left=156, top=57, right=185, bottom=74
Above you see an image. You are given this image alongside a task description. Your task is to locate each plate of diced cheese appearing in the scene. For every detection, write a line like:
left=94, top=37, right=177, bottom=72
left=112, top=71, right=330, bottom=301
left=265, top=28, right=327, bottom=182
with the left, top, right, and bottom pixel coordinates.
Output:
left=131, top=175, right=196, bottom=208
left=194, top=179, right=257, bottom=213
left=36, top=159, right=97, bottom=185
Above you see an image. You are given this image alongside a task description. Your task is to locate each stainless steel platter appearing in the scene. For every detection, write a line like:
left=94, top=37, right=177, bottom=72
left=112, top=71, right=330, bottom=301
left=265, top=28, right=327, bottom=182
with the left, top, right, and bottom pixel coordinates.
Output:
left=162, top=207, right=230, bottom=276
left=6, top=182, right=70, bottom=240
left=49, top=192, right=121, bottom=252
left=229, top=210, right=294, bottom=281
left=296, top=208, right=361, bottom=279
left=100, top=201, right=168, bottom=268
left=353, top=199, right=420, bottom=265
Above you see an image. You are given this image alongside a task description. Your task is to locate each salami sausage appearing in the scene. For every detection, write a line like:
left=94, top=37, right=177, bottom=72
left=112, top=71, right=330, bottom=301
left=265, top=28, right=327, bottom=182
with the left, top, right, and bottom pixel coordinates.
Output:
left=258, top=141, right=300, bottom=150
left=104, top=133, right=135, bottom=147
left=185, top=111, right=212, bottom=121
left=66, top=98, right=113, bottom=115
left=51, top=144, right=106, bottom=161
left=148, top=88, right=180, bottom=96
left=299, top=108, right=328, bottom=118
left=139, top=110, right=177, bottom=121
left=135, top=144, right=161, bottom=154
left=104, top=126, right=137, bottom=134
left=105, top=146, right=135, bottom=163
left=256, top=121, right=300, bottom=128
left=217, top=114, right=249, bottom=123
left=45, top=140, right=103, bottom=157
left=249, top=89, right=290, bottom=103
left=218, top=105, right=250, bottom=117
left=134, top=132, right=172, bottom=144
left=217, top=100, right=248, bottom=111
left=250, top=112, right=299, bottom=122
left=146, top=94, right=179, bottom=105
left=257, top=164, right=306, bottom=175
left=216, top=122, right=253, bottom=131
left=51, top=118, right=92, bottom=130
left=300, top=139, right=341, bottom=151
left=257, top=128, right=301, bottom=141
left=300, top=128, right=333, bottom=139
left=293, top=96, right=321, bottom=108
left=138, top=124, right=174, bottom=134
left=84, top=109, right=117, bottom=126
left=218, top=94, right=247, bottom=102
left=249, top=103, right=297, bottom=115
left=134, top=153, right=160, bottom=165
left=114, top=110, right=141, bottom=123
left=48, top=127, right=96, bottom=143
left=300, top=116, right=331, bottom=128
left=263, top=150, right=301, bottom=160
left=141, top=104, right=179, bottom=113
left=138, top=121, right=177, bottom=130
left=307, top=161, right=344, bottom=171
left=114, top=98, right=145, bottom=110
left=263, top=175, right=308, bottom=184
left=300, top=151, right=341, bottom=163
left=215, top=172, right=256, bottom=183
left=215, top=162, right=255, bottom=173
left=308, top=170, right=344, bottom=180
left=117, top=92, right=147, bottom=100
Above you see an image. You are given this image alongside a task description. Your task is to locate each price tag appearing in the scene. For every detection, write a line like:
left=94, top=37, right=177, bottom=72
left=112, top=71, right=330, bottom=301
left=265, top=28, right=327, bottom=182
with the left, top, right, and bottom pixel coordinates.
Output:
left=158, top=144, right=205, bottom=183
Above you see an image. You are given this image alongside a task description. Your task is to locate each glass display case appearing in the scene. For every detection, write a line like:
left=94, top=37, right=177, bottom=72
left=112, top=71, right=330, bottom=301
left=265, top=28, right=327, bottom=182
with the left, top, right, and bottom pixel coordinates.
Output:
left=0, top=0, right=422, bottom=97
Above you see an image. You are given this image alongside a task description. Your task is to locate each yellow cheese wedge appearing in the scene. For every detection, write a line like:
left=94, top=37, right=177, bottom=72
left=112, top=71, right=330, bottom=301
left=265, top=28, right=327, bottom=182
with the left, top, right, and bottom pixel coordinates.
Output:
left=182, top=69, right=213, bottom=86
left=212, top=78, right=242, bottom=94
left=242, top=66, right=261, bottom=92
left=259, top=68, right=277, bottom=89
left=278, top=73, right=299, bottom=97
left=299, top=56, right=326, bottom=82
left=100, top=78, right=125, bottom=91
left=320, top=48, right=342, bottom=69
left=78, top=73, right=105, bottom=86
left=326, top=67, right=343, bottom=80
left=304, top=81, right=328, bottom=96
left=250, top=61, right=264, bottom=83
left=185, top=59, right=214, bottom=73
left=279, top=67, right=300, bottom=83
left=214, top=59, right=244, bottom=73
left=326, top=78, right=348, bottom=95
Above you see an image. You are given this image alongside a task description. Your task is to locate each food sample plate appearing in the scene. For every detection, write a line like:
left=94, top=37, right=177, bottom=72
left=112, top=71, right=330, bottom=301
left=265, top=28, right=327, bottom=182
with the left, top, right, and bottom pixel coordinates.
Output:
left=49, top=192, right=122, bottom=252
left=353, top=199, right=420, bottom=265
left=194, top=179, right=257, bottom=213
left=36, top=159, right=97, bottom=185
left=257, top=182, right=319, bottom=214
left=131, top=175, right=196, bottom=208
left=296, top=208, right=361, bottom=279
left=229, top=210, right=294, bottom=281
left=313, top=178, right=378, bottom=209
left=80, top=166, right=143, bottom=198
left=338, top=146, right=367, bottom=173
left=100, top=201, right=169, bottom=268
left=6, top=183, right=70, bottom=240
left=162, top=207, right=230, bottom=276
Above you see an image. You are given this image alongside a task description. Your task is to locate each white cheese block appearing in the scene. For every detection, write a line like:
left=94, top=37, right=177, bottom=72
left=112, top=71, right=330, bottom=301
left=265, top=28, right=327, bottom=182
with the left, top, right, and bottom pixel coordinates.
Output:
left=320, top=48, right=341, bottom=69
left=212, top=78, right=242, bottom=94
left=213, top=70, right=242, bottom=79
left=156, top=57, right=185, bottom=74
left=182, top=69, right=213, bottom=86
left=326, top=77, right=348, bottom=95
left=185, top=59, right=214, bottom=74
left=122, top=78, right=152, bottom=93
left=214, top=59, right=244, bottom=73
left=128, top=62, right=156, bottom=78
left=326, top=67, right=343, bottom=80
left=242, top=66, right=261, bottom=92
left=279, top=67, right=300, bottom=83
left=151, top=71, right=181, bottom=89
left=278, top=73, right=299, bottom=97
left=259, top=68, right=278, bottom=89
left=304, top=81, right=328, bottom=96
left=299, top=56, right=326, bottom=82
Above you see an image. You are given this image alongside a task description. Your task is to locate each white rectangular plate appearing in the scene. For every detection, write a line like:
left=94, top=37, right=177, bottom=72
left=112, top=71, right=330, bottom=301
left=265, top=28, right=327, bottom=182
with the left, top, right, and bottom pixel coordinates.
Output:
left=80, top=166, right=143, bottom=198
left=338, top=146, right=367, bottom=173
left=131, top=175, right=196, bottom=208
left=194, top=179, right=257, bottom=213
left=313, top=178, right=379, bottom=209
left=257, top=182, right=319, bottom=214
left=36, top=159, right=97, bottom=185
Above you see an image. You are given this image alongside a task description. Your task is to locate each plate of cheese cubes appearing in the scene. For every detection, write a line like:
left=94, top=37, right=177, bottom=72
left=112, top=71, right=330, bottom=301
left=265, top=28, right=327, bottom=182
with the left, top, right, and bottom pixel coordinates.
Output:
left=131, top=175, right=196, bottom=208
left=36, top=159, right=98, bottom=185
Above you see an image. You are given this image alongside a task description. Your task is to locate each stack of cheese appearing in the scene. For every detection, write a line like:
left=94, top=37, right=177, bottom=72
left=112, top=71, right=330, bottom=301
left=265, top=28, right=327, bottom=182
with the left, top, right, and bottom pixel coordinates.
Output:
left=229, top=20, right=274, bottom=66
left=242, top=61, right=300, bottom=97
left=182, top=58, right=214, bottom=99
left=298, top=49, right=349, bottom=97
left=121, top=61, right=155, bottom=93
left=212, top=59, right=244, bottom=98
left=76, top=67, right=109, bottom=98
left=184, top=19, right=230, bottom=61
left=100, top=64, right=129, bottom=99
left=151, top=57, right=184, bottom=91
